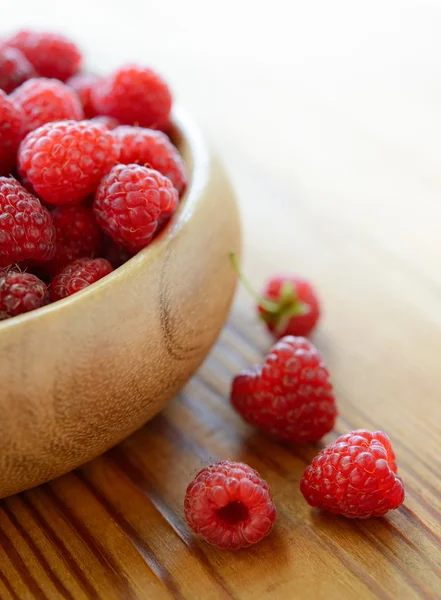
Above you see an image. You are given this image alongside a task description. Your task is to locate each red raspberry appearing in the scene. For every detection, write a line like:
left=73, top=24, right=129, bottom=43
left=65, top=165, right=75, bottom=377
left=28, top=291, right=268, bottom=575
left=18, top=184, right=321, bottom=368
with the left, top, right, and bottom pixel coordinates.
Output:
left=5, top=30, right=82, bottom=82
left=11, top=78, right=84, bottom=132
left=0, top=268, right=48, bottom=319
left=300, top=430, right=405, bottom=518
left=259, top=274, right=320, bottom=338
left=184, top=460, right=277, bottom=549
left=51, top=257, right=112, bottom=301
left=18, top=120, right=119, bottom=206
left=0, top=177, right=56, bottom=267
left=0, top=90, right=27, bottom=175
left=44, top=204, right=101, bottom=275
left=91, top=65, right=172, bottom=129
left=112, top=126, right=187, bottom=196
left=0, top=46, right=36, bottom=93
left=67, top=72, right=99, bottom=118
left=231, top=336, right=337, bottom=444
left=90, top=115, right=120, bottom=130
left=94, top=164, right=178, bottom=252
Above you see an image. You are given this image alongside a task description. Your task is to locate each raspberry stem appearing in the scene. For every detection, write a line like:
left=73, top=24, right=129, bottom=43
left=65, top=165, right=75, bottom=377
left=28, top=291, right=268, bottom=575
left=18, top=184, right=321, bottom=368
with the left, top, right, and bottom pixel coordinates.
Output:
left=229, top=252, right=280, bottom=313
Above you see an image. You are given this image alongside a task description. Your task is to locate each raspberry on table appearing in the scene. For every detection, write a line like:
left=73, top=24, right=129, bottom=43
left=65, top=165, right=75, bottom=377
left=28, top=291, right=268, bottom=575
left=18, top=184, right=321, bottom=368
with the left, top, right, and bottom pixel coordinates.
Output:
left=93, top=164, right=178, bottom=252
left=43, top=203, right=101, bottom=275
left=0, top=46, right=36, bottom=93
left=67, top=72, right=100, bottom=118
left=18, top=120, right=119, bottom=206
left=231, top=336, right=337, bottom=444
left=51, top=257, right=113, bottom=301
left=259, top=274, right=320, bottom=338
left=91, top=115, right=120, bottom=130
left=91, top=64, right=172, bottom=129
left=11, top=78, right=84, bottom=132
left=184, top=460, right=277, bottom=549
left=0, top=90, right=27, bottom=175
left=300, top=430, right=405, bottom=518
left=112, top=126, right=188, bottom=196
left=5, top=30, right=82, bottom=82
left=0, top=177, right=56, bottom=267
left=0, top=268, right=48, bottom=319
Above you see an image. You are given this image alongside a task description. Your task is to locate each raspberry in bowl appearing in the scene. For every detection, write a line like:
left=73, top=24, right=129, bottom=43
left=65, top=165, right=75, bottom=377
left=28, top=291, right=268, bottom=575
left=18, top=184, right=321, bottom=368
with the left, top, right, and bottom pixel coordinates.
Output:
left=0, top=33, right=241, bottom=498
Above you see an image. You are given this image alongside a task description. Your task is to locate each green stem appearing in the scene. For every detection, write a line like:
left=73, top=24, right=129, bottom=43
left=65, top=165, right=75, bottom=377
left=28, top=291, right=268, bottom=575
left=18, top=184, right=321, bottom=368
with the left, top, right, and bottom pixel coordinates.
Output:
left=229, top=253, right=280, bottom=313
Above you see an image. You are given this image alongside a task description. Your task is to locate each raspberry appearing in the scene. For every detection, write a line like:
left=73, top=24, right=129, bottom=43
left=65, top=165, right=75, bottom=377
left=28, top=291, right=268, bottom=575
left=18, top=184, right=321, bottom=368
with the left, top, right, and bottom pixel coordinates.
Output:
left=0, top=46, right=36, bottom=93
left=67, top=72, right=99, bottom=118
left=18, top=120, right=119, bottom=206
left=300, top=430, right=405, bottom=518
left=51, top=257, right=112, bottom=301
left=90, top=115, right=120, bottom=130
left=91, top=65, right=172, bottom=129
left=103, top=237, right=134, bottom=268
left=5, top=30, right=82, bottom=82
left=94, top=164, right=178, bottom=252
left=0, top=268, right=48, bottom=319
left=231, top=336, right=337, bottom=444
left=0, top=90, right=27, bottom=175
left=0, top=177, right=56, bottom=267
left=184, top=460, right=277, bottom=549
left=259, top=274, right=320, bottom=338
left=112, top=126, right=187, bottom=196
left=11, top=78, right=84, bottom=132
left=44, top=204, right=101, bottom=275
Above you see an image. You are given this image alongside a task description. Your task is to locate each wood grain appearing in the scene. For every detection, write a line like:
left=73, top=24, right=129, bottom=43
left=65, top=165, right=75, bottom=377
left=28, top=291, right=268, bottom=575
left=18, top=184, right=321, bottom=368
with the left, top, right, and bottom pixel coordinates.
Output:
left=2, top=0, right=441, bottom=597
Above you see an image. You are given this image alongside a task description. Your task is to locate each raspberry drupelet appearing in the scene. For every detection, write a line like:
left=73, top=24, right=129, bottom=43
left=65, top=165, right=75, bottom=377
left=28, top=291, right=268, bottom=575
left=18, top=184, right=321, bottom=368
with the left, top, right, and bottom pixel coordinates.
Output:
left=11, top=78, right=84, bottom=132
left=0, top=90, right=27, bottom=175
left=51, top=257, right=113, bottom=301
left=112, top=126, right=187, bottom=195
left=91, top=64, right=172, bottom=129
left=0, top=268, right=48, bottom=319
left=231, top=336, right=337, bottom=444
left=0, top=46, right=36, bottom=93
left=184, top=460, right=277, bottom=549
left=300, top=430, right=405, bottom=518
left=18, top=120, right=119, bottom=206
left=5, top=30, right=82, bottom=82
left=0, top=177, right=55, bottom=267
left=94, top=163, right=178, bottom=252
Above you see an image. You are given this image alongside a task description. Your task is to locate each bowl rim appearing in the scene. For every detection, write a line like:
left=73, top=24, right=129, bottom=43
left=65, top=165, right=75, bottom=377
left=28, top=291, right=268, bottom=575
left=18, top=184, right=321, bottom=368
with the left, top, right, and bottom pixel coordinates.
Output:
left=0, top=106, right=210, bottom=332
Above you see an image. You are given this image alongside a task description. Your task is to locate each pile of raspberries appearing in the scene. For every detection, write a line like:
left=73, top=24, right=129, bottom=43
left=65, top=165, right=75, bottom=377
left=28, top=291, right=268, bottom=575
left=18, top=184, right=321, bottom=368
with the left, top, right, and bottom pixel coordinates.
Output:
left=0, top=29, right=186, bottom=319
left=0, top=29, right=405, bottom=551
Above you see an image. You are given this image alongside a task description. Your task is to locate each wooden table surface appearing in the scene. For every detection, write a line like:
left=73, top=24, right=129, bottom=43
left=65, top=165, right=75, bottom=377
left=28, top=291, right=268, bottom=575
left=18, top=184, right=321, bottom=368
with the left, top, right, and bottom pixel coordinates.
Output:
left=2, top=1, right=441, bottom=598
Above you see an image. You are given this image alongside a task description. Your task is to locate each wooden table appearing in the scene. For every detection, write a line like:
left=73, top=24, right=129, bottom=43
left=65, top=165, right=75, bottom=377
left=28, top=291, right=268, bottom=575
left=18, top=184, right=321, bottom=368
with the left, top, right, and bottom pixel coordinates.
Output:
left=2, top=1, right=441, bottom=598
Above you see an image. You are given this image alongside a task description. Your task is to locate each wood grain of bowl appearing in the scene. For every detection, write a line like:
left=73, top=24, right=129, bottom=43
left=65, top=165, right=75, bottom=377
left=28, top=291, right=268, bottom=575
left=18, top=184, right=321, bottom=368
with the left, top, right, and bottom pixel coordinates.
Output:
left=0, top=107, right=241, bottom=499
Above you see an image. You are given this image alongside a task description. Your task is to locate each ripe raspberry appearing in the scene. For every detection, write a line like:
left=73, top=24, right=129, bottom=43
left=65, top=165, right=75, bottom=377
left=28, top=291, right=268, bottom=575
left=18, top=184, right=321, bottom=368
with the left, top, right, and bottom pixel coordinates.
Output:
left=90, top=115, right=120, bottom=130
left=0, top=268, right=48, bottom=319
left=300, top=430, right=405, bottom=518
left=0, top=177, right=56, bottom=267
left=0, top=90, right=27, bottom=175
left=0, top=46, right=36, bottom=93
left=5, top=30, right=82, bottom=82
left=51, top=257, right=112, bottom=301
left=44, top=204, right=101, bottom=275
left=67, top=72, right=99, bottom=118
left=184, top=460, right=277, bottom=549
left=94, top=164, right=178, bottom=252
left=259, top=274, right=320, bottom=338
left=103, top=237, right=134, bottom=268
left=11, top=78, right=84, bottom=132
left=112, top=126, right=187, bottom=196
left=231, top=336, right=337, bottom=444
left=91, top=65, right=172, bottom=129
left=18, top=120, right=119, bottom=206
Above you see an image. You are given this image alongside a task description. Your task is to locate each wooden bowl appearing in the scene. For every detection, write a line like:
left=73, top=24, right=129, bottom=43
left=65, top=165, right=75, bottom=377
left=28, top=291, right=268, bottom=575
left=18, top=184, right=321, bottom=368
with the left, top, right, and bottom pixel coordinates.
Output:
left=0, top=108, right=241, bottom=499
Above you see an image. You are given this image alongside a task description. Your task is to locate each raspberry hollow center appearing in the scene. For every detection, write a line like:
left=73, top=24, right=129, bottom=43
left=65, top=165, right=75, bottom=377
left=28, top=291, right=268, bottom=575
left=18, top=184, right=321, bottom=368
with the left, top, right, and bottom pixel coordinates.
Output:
left=216, top=501, right=249, bottom=525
